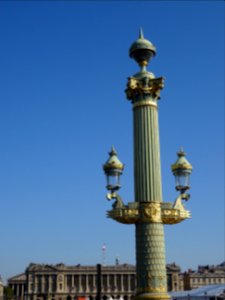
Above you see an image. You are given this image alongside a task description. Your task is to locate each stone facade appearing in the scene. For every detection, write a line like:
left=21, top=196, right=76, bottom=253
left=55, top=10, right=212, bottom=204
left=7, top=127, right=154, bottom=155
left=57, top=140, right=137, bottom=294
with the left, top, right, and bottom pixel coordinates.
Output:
left=8, top=263, right=181, bottom=300
left=7, top=273, right=26, bottom=300
left=183, top=262, right=225, bottom=290
left=166, top=263, right=182, bottom=292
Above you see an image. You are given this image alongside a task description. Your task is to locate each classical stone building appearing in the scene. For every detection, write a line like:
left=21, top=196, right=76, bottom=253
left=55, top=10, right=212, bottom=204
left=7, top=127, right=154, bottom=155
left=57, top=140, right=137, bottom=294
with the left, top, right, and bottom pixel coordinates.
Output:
left=8, top=263, right=181, bottom=300
left=183, top=262, right=225, bottom=290
left=166, top=263, right=182, bottom=292
left=8, top=273, right=26, bottom=300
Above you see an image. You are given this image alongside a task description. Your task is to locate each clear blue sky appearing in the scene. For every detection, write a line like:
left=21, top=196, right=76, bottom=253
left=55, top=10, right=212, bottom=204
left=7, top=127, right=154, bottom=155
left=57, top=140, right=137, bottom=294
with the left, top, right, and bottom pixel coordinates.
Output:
left=0, top=1, right=224, bottom=282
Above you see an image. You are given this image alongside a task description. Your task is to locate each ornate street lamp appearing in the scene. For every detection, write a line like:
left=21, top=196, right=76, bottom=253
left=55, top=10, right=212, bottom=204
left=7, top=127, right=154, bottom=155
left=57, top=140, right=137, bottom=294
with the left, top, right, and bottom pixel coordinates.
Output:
left=103, top=146, right=125, bottom=206
left=103, top=146, right=124, bottom=194
left=171, top=148, right=193, bottom=195
left=103, top=29, right=193, bottom=300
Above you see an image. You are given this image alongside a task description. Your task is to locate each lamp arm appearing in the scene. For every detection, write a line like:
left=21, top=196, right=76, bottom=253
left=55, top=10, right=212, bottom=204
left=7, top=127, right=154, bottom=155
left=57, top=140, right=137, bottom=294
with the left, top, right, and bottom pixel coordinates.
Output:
left=106, top=192, right=125, bottom=208
left=172, top=193, right=190, bottom=210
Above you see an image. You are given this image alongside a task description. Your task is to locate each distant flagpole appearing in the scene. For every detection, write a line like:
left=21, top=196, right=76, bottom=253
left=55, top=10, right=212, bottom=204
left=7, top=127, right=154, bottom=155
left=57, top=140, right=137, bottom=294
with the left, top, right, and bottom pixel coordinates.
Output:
left=102, top=243, right=106, bottom=266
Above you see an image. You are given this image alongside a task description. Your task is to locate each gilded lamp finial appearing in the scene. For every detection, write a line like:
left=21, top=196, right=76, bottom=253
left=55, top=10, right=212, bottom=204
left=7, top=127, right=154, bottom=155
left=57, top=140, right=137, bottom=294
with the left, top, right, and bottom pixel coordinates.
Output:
left=109, top=145, right=117, bottom=156
left=129, top=28, right=156, bottom=68
left=103, top=146, right=124, bottom=173
left=177, top=147, right=185, bottom=157
left=125, top=30, right=164, bottom=102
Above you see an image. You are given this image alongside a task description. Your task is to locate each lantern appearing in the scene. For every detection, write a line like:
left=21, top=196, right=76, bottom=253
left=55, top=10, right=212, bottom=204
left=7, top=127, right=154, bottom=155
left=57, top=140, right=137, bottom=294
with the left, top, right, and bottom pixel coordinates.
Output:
left=103, top=146, right=124, bottom=193
left=171, top=148, right=193, bottom=194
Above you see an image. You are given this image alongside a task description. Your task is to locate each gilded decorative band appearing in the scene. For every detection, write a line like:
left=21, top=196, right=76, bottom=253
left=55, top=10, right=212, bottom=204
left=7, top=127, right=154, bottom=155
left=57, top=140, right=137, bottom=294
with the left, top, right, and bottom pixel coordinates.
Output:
left=133, top=100, right=158, bottom=109
left=137, top=287, right=167, bottom=293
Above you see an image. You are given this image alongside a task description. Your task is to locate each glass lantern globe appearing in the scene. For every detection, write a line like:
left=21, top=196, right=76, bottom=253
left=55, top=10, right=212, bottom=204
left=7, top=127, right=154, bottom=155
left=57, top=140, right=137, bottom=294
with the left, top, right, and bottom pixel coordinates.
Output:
left=105, top=168, right=122, bottom=192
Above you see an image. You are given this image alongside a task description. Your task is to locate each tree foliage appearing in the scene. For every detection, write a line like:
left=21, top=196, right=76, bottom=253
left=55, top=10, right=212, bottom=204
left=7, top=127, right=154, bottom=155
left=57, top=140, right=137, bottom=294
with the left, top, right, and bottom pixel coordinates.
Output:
left=4, top=286, right=14, bottom=300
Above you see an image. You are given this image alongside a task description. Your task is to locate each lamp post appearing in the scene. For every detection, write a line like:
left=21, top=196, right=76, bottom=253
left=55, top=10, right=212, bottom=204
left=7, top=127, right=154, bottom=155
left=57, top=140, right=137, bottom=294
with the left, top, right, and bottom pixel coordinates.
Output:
left=103, top=30, right=193, bottom=300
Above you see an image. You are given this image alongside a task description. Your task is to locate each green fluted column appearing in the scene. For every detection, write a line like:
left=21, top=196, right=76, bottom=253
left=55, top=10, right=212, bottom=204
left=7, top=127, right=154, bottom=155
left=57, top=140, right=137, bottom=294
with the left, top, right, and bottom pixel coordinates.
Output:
left=125, top=71, right=169, bottom=300
left=133, top=99, right=169, bottom=300
left=133, top=103, right=162, bottom=201
left=124, top=30, right=171, bottom=300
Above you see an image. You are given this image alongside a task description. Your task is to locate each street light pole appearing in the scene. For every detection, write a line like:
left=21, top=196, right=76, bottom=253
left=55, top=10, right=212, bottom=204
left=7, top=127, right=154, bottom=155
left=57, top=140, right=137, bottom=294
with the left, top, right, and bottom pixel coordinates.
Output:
left=126, top=28, right=169, bottom=300
left=103, top=29, right=192, bottom=300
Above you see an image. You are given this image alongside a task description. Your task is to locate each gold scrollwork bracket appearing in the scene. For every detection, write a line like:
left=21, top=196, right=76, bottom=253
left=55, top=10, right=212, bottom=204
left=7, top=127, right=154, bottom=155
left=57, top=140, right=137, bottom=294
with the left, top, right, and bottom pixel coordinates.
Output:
left=161, top=195, right=191, bottom=224
left=107, top=202, right=163, bottom=224
left=107, top=196, right=191, bottom=225
left=107, top=206, right=139, bottom=224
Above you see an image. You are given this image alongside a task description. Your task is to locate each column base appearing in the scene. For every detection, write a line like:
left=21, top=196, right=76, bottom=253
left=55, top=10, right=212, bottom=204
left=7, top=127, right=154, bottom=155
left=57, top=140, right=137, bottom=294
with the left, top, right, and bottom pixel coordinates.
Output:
left=134, top=292, right=171, bottom=300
